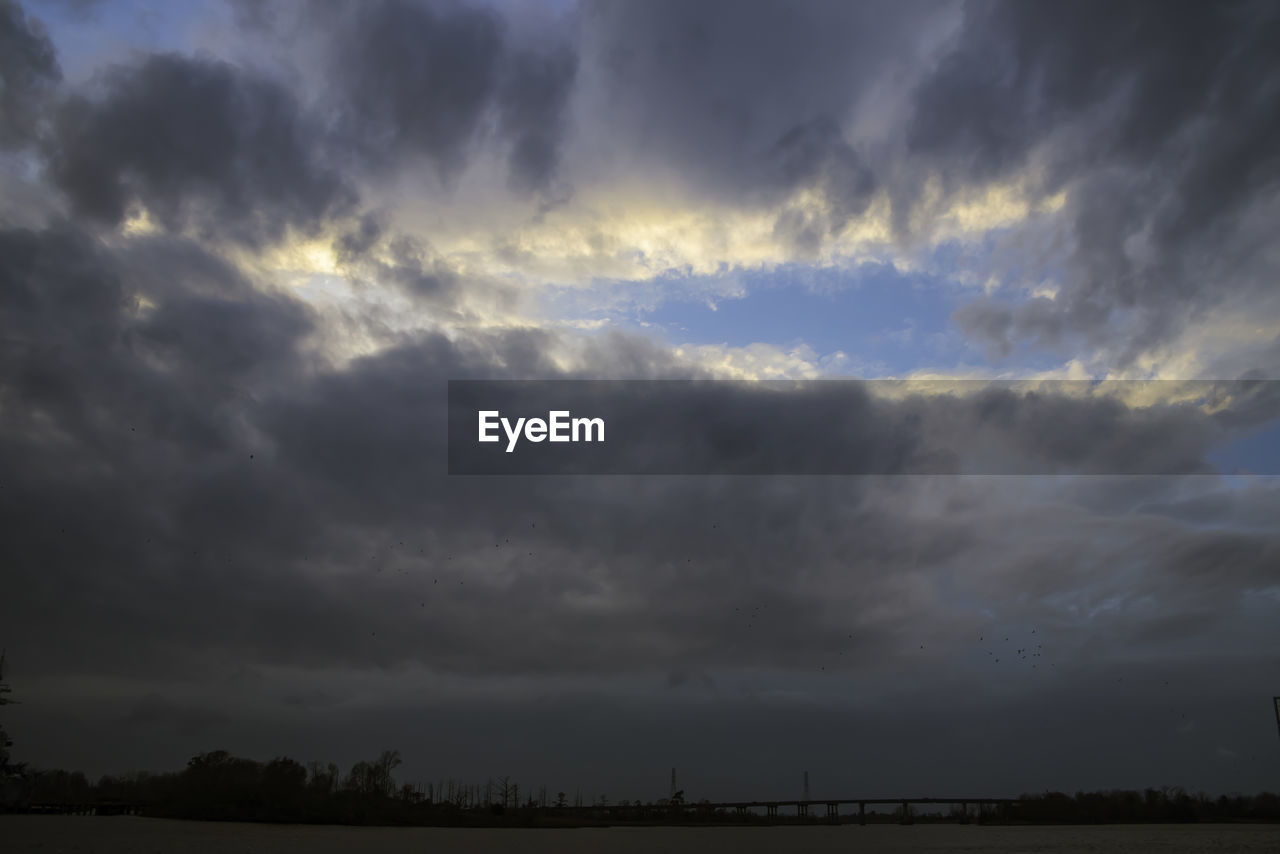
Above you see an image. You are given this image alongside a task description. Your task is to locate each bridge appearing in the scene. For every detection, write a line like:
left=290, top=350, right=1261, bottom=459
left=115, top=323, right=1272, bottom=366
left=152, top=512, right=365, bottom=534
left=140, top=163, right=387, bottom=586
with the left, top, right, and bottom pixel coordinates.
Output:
left=555, top=796, right=1019, bottom=824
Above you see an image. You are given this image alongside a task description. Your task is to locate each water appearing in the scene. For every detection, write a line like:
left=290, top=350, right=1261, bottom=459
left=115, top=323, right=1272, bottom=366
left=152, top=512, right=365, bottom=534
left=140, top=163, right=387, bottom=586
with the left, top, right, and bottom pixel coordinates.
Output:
left=4, top=816, right=1278, bottom=853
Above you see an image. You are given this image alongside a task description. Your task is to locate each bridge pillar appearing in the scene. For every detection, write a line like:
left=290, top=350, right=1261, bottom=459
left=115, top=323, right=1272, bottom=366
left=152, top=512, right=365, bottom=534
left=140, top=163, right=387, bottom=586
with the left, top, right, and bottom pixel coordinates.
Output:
left=960, top=801, right=968, bottom=824
left=859, top=801, right=865, bottom=825
left=766, top=803, right=777, bottom=818
left=797, top=802, right=808, bottom=817
left=826, top=802, right=838, bottom=822
left=900, top=801, right=912, bottom=825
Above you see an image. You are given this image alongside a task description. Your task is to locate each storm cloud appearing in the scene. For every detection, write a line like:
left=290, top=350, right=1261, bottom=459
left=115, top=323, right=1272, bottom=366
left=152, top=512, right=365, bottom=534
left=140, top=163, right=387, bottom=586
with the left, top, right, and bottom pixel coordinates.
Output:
left=0, top=0, right=60, bottom=150
left=44, top=53, right=355, bottom=244
left=915, top=0, right=1280, bottom=361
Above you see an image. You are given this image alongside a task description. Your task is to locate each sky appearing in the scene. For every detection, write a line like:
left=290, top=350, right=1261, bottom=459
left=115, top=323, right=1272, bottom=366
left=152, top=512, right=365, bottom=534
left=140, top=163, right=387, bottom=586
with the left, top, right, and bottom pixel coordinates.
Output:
left=1, top=0, right=1279, bottom=802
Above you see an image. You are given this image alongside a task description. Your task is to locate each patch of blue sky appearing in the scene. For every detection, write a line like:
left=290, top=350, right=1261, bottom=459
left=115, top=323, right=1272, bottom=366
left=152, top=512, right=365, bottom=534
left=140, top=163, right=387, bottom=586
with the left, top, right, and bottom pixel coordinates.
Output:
left=28, top=0, right=212, bottom=82
left=551, top=219, right=1076, bottom=376
left=639, top=263, right=959, bottom=375
left=535, top=262, right=945, bottom=376
left=541, top=247, right=1070, bottom=377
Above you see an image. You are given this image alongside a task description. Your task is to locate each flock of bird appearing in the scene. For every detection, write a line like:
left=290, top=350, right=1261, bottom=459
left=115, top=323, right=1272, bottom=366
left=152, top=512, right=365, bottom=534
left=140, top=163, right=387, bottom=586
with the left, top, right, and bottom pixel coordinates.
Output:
left=976, top=631, right=1050, bottom=669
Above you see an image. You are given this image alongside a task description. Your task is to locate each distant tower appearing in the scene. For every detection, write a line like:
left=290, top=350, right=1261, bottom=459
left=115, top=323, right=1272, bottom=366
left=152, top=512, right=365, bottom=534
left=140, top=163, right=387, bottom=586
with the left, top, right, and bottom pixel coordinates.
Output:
left=1273, top=696, right=1280, bottom=740
left=0, top=650, right=13, bottom=706
left=0, top=651, right=16, bottom=767
left=670, top=767, right=677, bottom=799
left=803, top=770, right=810, bottom=801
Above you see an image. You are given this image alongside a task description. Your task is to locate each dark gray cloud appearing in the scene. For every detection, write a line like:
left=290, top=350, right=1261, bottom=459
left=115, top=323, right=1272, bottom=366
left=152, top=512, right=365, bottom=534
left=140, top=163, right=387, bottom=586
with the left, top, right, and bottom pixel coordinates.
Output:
left=324, top=0, right=504, bottom=180
left=225, top=0, right=275, bottom=32
left=907, top=1, right=1275, bottom=191
left=496, top=42, right=577, bottom=193
left=918, top=0, right=1280, bottom=361
left=771, top=116, right=878, bottom=244
left=44, top=53, right=356, bottom=244
left=311, top=0, right=577, bottom=195
left=0, top=0, right=60, bottom=150
left=578, top=0, right=923, bottom=218
left=126, top=693, right=230, bottom=736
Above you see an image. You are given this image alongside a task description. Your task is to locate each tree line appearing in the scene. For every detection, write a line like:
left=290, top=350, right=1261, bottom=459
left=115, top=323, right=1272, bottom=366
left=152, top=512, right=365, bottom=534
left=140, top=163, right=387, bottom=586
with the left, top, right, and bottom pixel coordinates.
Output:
left=18, top=750, right=621, bottom=825
left=1013, top=787, right=1280, bottom=824
left=12, top=752, right=1280, bottom=825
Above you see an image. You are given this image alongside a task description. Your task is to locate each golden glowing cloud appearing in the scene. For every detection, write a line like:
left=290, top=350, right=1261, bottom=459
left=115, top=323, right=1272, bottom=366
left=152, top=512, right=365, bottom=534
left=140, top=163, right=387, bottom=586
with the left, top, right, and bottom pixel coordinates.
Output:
left=398, top=171, right=1070, bottom=295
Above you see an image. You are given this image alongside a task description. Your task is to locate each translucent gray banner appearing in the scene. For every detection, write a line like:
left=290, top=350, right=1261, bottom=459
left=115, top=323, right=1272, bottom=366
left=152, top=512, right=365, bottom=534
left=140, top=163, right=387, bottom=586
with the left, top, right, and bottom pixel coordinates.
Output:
left=446, top=379, right=1280, bottom=475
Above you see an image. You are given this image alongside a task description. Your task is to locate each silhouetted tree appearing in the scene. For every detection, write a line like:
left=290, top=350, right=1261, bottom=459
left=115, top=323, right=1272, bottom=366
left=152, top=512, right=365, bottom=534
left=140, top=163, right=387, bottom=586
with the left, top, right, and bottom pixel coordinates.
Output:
left=306, top=761, right=339, bottom=795
left=344, top=761, right=374, bottom=795
left=30, top=768, right=90, bottom=803
left=262, top=757, right=306, bottom=815
left=374, top=750, right=401, bottom=797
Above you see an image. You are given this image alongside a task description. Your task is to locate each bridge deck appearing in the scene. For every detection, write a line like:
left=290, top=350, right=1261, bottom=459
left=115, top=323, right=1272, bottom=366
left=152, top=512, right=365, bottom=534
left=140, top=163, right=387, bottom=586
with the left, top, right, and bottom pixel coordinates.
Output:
left=706, top=797, right=1014, bottom=808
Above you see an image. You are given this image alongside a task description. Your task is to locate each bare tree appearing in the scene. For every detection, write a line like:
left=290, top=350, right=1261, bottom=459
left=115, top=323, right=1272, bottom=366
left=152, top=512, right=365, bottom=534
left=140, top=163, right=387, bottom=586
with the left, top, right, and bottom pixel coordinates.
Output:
left=373, top=750, right=401, bottom=797
left=494, top=775, right=510, bottom=808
